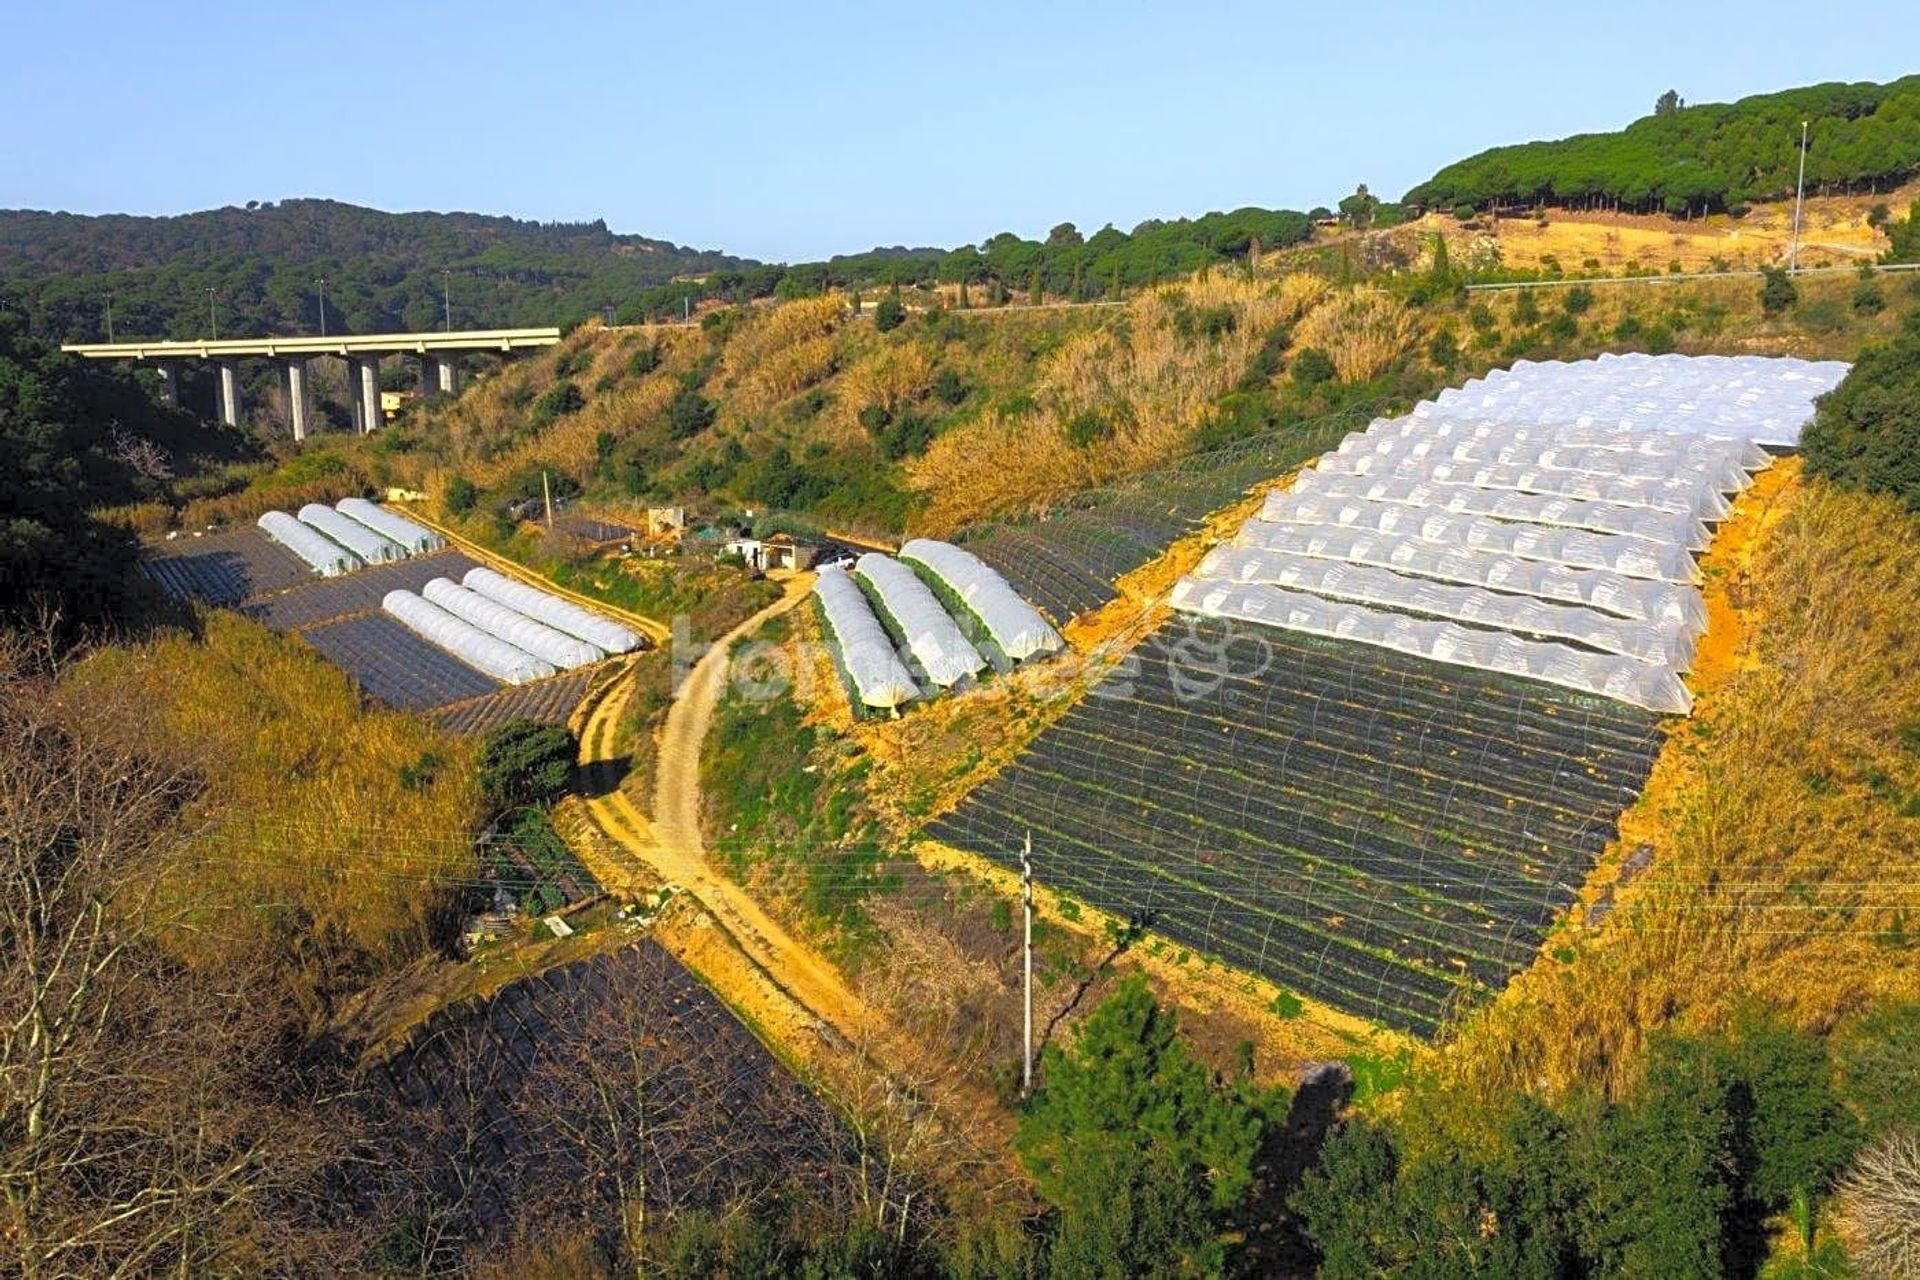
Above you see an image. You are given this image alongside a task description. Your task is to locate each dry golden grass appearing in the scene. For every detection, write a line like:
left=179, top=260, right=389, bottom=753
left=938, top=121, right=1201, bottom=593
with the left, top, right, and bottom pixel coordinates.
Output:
left=468, top=373, right=680, bottom=491
left=1295, top=289, right=1423, bottom=383
left=1436, top=476, right=1920, bottom=1106
left=724, top=295, right=846, bottom=418
left=906, top=273, right=1333, bottom=532
left=63, top=612, right=481, bottom=1011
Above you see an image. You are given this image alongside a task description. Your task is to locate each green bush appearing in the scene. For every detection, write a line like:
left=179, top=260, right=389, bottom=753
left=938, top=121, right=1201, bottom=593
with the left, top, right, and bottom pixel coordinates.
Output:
left=1065, top=409, right=1114, bottom=447
left=627, top=343, right=661, bottom=377
left=1291, top=347, right=1336, bottom=388
left=1802, top=312, right=1920, bottom=510
left=1563, top=284, right=1595, bottom=315
left=874, top=292, right=906, bottom=333
left=666, top=382, right=717, bottom=439
left=445, top=473, right=478, bottom=516
left=477, top=720, right=578, bottom=812
left=528, top=379, right=585, bottom=428
left=1852, top=278, right=1887, bottom=315
left=1760, top=266, right=1799, bottom=315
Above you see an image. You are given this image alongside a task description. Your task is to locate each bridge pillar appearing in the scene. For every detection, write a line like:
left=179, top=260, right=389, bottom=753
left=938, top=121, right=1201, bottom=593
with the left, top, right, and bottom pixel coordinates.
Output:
left=282, top=359, right=315, bottom=442
left=355, top=355, right=382, bottom=434
left=156, top=363, right=179, bottom=407
left=344, top=357, right=366, bottom=432
left=215, top=359, right=241, bottom=426
left=435, top=353, right=460, bottom=398
left=415, top=354, right=439, bottom=398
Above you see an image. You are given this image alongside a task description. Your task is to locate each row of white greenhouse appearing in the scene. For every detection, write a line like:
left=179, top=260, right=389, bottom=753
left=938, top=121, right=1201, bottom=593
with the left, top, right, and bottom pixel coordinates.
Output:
left=383, top=567, right=644, bottom=685
left=815, top=539, right=1064, bottom=711
left=257, top=498, right=446, bottom=576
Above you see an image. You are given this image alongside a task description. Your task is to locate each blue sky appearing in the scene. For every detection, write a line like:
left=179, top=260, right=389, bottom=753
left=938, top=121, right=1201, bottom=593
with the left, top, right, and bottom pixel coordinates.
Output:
left=2, top=2, right=1914, bottom=261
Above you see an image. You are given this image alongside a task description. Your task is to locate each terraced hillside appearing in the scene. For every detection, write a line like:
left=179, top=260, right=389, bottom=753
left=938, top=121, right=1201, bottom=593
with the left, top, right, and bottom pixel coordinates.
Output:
left=926, top=354, right=1842, bottom=1038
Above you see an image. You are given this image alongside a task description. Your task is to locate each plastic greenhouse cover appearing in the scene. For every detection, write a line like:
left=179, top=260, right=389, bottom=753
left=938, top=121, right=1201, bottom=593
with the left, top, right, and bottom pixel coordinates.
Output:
left=1325, top=430, right=1755, bottom=494
left=297, top=503, right=408, bottom=565
left=461, top=567, right=641, bottom=654
left=258, top=510, right=362, bottom=577
left=1169, top=578, right=1692, bottom=715
left=422, top=578, right=604, bottom=670
left=1358, top=416, right=1773, bottom=469
left=1417, top=353, right=1848, bottom=447
left=1256, top=494, right=1700, bottom=583
left=382, top=590, right=556, bottom=685
left=1184, top=548, right=1693, bottom=669
left=1214, top=529, right=1706, bottom=631
left=335, top=498, right=446, bottom=554
left=814, top=566, right=920, bottom=709
left=854, top=554, right=986, bottom=688
left=1310, top=451, right=1733, bottom=521
left=1292, top=470, right=1710, bottom=549
left=898, top=539, right=1064, bottom=661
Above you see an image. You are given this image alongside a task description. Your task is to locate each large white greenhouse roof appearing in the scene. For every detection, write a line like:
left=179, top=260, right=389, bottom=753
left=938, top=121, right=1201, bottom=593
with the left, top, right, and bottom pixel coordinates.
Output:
left=1173, top=354, right=1846, bottom=715
left=854, top=553, right=985, bottom=689
left=422, top=578, right=604, bottom=671
left=1417, top=352, right=1847, bottom=447
left=815, top=566, right=920, bottom=710
left=382, top=590, right=556, bottom=686
left=898, top=539, right=1064, bottom=662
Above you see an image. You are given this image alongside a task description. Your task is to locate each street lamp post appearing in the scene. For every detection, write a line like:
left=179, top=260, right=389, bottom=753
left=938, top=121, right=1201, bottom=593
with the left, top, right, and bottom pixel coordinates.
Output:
left=315, top=278, right=328, bottom=337
left=104, top=293, right=114, bottom=343
left=442, top=270, right=453, bottom=333
left=206, top=287, right=218, bottom=339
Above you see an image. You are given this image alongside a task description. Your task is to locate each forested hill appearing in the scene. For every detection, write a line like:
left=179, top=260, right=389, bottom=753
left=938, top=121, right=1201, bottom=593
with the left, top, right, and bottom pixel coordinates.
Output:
left=0, top=198, right=1316, bottom=343
left=1407, top=75, right=1920, bottom=217
left=0, top=199, right=748, bottom=342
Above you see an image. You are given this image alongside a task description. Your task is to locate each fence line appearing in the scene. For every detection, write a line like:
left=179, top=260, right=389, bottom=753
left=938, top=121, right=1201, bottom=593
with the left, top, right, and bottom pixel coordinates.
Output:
left=1464, top=262, right=1920, bottom=293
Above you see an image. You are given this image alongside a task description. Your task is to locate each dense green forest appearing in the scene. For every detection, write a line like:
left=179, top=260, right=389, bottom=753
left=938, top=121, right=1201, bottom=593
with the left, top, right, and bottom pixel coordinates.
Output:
left=0, top=306, right=254, bottom=628
left=1407, top=76, right=1920, bottom=217
left=0, top=199, right=1315, bottom=341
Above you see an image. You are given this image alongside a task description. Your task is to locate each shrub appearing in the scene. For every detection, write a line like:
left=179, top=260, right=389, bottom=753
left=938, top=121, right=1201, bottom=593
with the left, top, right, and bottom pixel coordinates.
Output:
left=873, top=292, right=906, bottom=333
left=1760, top=267, right=1799, bottom=315
left=528, top=380, right=585, bottom=428
left=627, top=343, right=662, bottom=377
left=1064, top=409, right=1114, bottom=448
left=1563, top=284, right=1595, bottom=315
left=666, top=383, right=717, bottom=439
left=445, top=473, right=478, bottom=516
left=1467, top=302, right=1497, bottom=332
left=1511, top=290, right=1541, bottom=326
left=1291, top=347, right=1336, bottom=387
left=1853, top=279, right=1887, bottom=315
left=930, top=368, right=968, bottom=405
left=1802, top=314, right=1920, bottom=510
left=477, top=720, right=578, bottom=812
left=1427, top=329, right=1459, bottom=369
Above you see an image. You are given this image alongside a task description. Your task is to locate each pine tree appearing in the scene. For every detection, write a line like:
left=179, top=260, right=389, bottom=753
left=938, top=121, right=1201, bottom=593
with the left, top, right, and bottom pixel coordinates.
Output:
left=1029, top=269, right=1043, bottom=307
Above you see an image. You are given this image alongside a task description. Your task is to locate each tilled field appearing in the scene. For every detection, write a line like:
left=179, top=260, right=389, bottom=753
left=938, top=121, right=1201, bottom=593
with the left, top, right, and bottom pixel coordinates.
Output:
left=360, top=940, right=863, bottom=1239
left=924, top=617, right=1663, bottom=1037
left=433, top=670, right=596, bottom=736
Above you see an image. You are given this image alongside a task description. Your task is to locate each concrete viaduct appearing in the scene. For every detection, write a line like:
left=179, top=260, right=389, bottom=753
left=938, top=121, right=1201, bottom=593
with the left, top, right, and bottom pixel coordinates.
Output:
left=60, top=328, right=561, bottom=440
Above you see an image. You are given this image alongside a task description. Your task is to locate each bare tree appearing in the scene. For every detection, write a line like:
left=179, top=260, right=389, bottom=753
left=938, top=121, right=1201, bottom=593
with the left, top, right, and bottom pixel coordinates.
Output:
left=0, top=639, right=336, bottom=1276
left=107, top=428, right=173, bottom=484
left=1837, top=1130, right=1920, bottom=1279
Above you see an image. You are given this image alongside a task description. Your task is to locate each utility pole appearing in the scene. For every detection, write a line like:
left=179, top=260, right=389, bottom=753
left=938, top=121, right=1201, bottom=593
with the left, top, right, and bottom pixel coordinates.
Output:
left=1021, top=831, right=1034, bottom=1098
left=104, top=294, right=113, bottom=343
left=683, top=295, right=690, bottom=324
left=442, top=270, right=453, bottom=332
left=1789, top=120, right=1810, bottom=275
left=542, top=468, right=555, bottom=530
left=315, top=278, right=328, bottom=336
left=206, top=287, right=218, bottom=339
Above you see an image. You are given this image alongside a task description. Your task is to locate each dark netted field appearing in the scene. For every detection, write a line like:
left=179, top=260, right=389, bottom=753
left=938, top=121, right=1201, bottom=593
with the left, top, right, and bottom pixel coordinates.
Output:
left=924, top=617, right=1664, bottom=1037
left=360, top=941, right=865, bottom=1240
left=140, top=527, right=313, bottom=604
left=236, top=549, right=479, bottom=631
left=955, top=412, right=1365, bottom=624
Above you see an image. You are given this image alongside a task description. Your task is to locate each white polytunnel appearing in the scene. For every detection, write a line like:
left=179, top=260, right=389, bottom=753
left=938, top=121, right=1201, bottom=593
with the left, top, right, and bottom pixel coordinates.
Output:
left=854, top=554, right=986, bottom=688
left=1359, top=416, right=1773, bottom=469
left=1255, top=495, right=1700, bottom=583
left=1170, top=577, right=1693, bottom=715
left=258, top=510, right=363, bottom=577
left=1191, top=548, right=1693, bottom=669
left=335, top=498, right=446, bottom=555
left=1212, top=530, right=1706, bottom=632
left=1327, top=429, right=1755, bottom=494
left=898, top=538, right=1065, bottom=661
left=1416, top=353, right=1849, bottom=447
left=382, top=590, right=557, bottom=685
left=298, top=503, right=408, bottom=564
left=1292, top=470, right=1710, bottom=550
left=461, top=567, right=642, bottom=654
left=814, top=565, right=920, bottom=709
left=421, top=578, right=604, bottom=670
left=1311, top=451, right=1733, bottom=521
